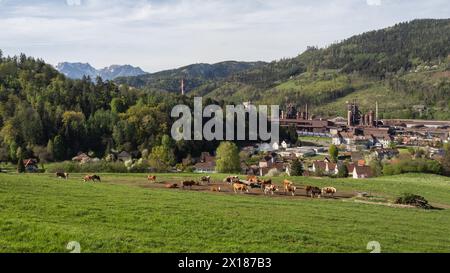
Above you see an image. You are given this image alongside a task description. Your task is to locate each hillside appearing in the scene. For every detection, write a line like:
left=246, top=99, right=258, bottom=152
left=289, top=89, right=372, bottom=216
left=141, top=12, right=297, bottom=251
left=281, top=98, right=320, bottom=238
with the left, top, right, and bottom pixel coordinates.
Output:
left=120, top=19, right=450, bottom=119
left=1, top=173, right=450, bottom=252
left=115, top=61, right=267, bottom=93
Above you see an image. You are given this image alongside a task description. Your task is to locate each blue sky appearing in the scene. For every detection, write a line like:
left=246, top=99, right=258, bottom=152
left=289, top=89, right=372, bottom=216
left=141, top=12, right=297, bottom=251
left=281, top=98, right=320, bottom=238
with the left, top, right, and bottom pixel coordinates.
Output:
left=0, top=0, right=449, bottom=72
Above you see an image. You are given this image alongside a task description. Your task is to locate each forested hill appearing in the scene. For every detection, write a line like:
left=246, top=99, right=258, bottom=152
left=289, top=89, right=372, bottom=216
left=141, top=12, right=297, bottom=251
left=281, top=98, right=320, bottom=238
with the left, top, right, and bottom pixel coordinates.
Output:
left=0, top=52, right=225, bottom=164
left=297, top=19, right=450, bottom=77
left=115, top=61, right=267, bottom=92
left=125, top=19, right=449, bottom=120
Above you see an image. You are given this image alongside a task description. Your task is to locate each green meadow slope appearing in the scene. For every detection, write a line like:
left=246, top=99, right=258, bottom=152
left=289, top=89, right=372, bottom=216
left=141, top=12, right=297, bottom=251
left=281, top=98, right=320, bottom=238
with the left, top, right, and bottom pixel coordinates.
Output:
left=0, top=173, right=449, bottom=253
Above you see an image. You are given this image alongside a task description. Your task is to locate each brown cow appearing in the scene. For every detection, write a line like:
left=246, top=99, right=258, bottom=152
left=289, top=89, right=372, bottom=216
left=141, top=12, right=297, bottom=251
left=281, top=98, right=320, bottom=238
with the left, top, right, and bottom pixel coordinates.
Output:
left=306, top=186, right=321, bottom=198
left=147, top=175, right=157, bottom=182
left=247, top=175, right=258, bottom=183
left=258, top=179, right=272, bottom=190
left=283, top=180, right=295, bottom=195
left=223, top=176, right=239, bottom=184
left=264, top=184, right=278, bottom=196
left=182, top=180, right=199, bottom=189
left=201, top=176, right=211, bottom=184
left=321, top=187, right=337, bottom=197
left=165, top=183, right=178, bottom=189
left=83, top=175, right=92, bottom=182
left=233, top=183, right=249, bottom=194
left=56, top=172, right=69, bottom=179
left=210, top=186, right=221, bottom=192
left=83, top=175, right=101, bottom=182
left=285, top=185, right=297, bottom=196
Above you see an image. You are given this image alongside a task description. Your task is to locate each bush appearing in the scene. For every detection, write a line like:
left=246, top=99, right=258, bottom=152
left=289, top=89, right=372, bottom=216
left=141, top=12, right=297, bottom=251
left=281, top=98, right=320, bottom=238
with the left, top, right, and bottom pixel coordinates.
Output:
left=383, top=159, right=442, bottom=176
left=266, top=168, right=281, bottom=177
left=46, top=161, right=129, bottom=173
left=395, top=193, right=433, bottom=209
left=17, top=157, right=25, bottom=173
left=337, top=164, right=349, bottom=178
left=290, top=158, right=304, bottom=176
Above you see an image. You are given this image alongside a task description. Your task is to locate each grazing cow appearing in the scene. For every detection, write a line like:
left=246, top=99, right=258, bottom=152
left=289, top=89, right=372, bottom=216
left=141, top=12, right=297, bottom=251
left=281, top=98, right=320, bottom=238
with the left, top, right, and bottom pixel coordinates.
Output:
left=258, top=179, right=272, bottom=190
left=306, top=186, right=322, bottom=198
left=321, top=187, right=337, bottom=197
left=201, top=176, right=211, bottom=184
left=264, top=184, right=278, bottom=196
left=283, top=180, right=294, bottom=194
left=91, top=175, right=101, bottom=182
left=56, top=172, right=69, bottom=179
left=83, top=175, right=92, bottom=182
left=165, top=183, right=178, bottom=189
left=247, top=175, right=258, bottom=183
left=210, top=186, right=221, bottom=192
left=285, top=184, right=297, bottom=196
left=83, top=175, right=101, bottom=182
left=147, top=175, right=157, bottom=182
left=223, top=176, right=239, bottom=184
left=233, top=183, right=249, bottom=194
left=182, top=180, right=198, bottom=189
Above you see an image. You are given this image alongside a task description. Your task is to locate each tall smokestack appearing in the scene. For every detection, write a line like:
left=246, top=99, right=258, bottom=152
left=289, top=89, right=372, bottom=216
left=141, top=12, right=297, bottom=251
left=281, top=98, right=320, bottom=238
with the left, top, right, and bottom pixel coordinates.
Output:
left=305, top=104, right=309, bottom=120
left=376, top=101, right=379, bottom=127
left=181, top=78, right=185, bottom=95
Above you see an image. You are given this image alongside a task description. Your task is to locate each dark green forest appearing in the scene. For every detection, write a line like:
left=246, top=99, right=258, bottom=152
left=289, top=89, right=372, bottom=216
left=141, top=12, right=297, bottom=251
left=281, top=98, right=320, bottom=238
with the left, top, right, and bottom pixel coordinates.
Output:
left=0, top=52, right=220, bottom=164
left=1, top=19, right=450, bottom=164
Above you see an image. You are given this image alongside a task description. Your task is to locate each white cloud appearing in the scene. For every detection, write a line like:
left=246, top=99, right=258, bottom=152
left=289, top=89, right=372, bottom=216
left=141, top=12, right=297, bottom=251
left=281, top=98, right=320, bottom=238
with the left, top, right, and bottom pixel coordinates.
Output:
left=0, top=0, right=448, bottom=71
left=66, top=0, right=82, bottom=6
left=367, top=0, right=382, bottom=6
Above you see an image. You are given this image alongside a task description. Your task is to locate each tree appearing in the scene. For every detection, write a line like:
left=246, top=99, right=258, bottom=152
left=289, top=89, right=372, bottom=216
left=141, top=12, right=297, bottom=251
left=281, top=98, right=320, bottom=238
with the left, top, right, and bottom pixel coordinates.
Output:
left=369, top=158, right=383, bottom=177
left=148, top=142, right=175, bottom=172
left=110, top=98, right=127, bottom=114
left=46, top=139, right=54, bottom=161
left=329, top=144, right=339, bottom=163
left=337, top=164, right=349, bottom=178
left=53, top=135, right=66, bottom=161
left=17, top=156, right=25, bottom=173
left=215, top=142, right=241, bottom=173
left=290, top=158, right=304, bottom=176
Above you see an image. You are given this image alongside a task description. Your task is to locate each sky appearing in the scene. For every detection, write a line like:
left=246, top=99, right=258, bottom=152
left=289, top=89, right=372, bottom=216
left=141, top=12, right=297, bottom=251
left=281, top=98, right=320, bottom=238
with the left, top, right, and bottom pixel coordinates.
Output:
left=0, top=0, right=449, bottom=72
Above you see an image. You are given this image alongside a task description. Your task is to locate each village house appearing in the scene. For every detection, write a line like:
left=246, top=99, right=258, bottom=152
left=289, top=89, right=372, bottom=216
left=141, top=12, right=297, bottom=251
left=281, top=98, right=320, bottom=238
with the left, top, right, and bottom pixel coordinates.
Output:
left=23, top=158, right=38, bottom=172
left=72, top=152, right=92, bottom=164
left=311, top=159, right=338, bottom=175
left=117, top=151, right=132, bottom=162
left=371, top=148, right=399, bottom=160
left=332, top=132, right=369, bottom=151
left=259, top=162, right=288, bottom=176
left=193, top=161, right=216, bottom=173
left=352, top=166, right=374, bottom=179
left=194, top=152, right=216, bottom=173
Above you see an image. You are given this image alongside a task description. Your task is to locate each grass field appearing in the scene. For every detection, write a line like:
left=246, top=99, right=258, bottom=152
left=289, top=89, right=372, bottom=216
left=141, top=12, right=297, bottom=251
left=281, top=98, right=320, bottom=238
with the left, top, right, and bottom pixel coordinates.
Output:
left=0, top=173, right=449, bottom=253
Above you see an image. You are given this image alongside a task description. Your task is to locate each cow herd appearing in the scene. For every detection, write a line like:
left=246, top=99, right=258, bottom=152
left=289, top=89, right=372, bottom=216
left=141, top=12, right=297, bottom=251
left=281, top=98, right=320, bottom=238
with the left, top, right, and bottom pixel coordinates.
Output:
left=55, top=172, right=338, bottom=199
left=155, top=174, right=338, bottom=199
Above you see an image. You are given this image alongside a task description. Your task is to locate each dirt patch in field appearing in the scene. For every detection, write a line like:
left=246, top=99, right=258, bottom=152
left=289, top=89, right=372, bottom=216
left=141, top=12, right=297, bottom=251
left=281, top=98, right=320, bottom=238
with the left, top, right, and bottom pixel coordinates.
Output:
left=108, top=179, right=356, bottom=201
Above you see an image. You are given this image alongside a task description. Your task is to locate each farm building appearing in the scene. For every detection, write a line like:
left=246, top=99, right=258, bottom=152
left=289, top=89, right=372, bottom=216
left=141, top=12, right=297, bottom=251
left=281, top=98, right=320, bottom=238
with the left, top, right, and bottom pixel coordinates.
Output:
left=117, top=151, right=132, bottom=162
left=23, top=158, right=38, bottom=172
left=352, top=166, right=373, bottom=179
left=194, top=152, right=216, bottom=173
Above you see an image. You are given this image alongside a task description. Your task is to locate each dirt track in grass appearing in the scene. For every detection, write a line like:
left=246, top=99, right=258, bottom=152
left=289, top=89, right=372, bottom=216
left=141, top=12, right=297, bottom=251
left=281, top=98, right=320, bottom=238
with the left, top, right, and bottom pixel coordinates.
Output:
left=106, top=178, right=357, bottom=200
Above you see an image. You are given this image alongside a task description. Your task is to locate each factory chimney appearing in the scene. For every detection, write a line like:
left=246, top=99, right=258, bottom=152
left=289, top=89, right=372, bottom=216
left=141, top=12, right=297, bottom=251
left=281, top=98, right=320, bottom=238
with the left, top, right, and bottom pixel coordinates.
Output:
left=375, top=101, right=379, bottom=127
left=181, top=78, right=185, bottom=96
left=305, top=104, right=309, bottom=120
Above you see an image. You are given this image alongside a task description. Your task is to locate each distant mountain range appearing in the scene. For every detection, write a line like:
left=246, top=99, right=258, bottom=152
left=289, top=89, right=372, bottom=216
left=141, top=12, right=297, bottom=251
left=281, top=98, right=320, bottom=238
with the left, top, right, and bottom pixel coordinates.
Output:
left=56, top=62, right=147, bottom=80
